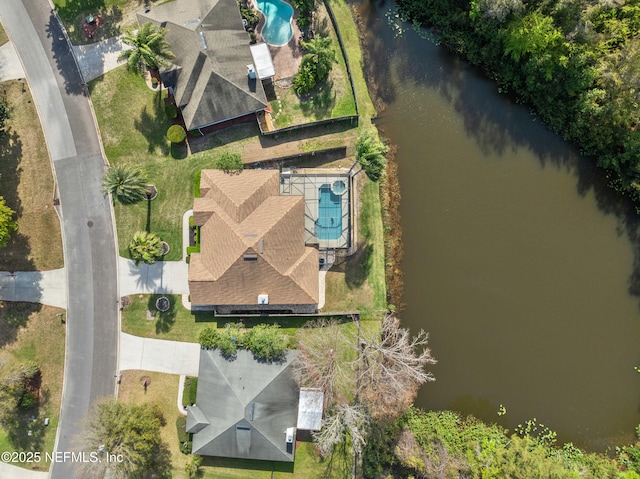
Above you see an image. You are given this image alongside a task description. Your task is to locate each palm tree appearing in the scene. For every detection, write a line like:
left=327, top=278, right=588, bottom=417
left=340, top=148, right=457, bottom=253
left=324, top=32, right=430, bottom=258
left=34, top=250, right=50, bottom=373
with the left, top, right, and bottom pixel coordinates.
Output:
left=301, top=35, right=336, bottom=82
left=129, top=231, right=164, bottom=265
left=101, top=164, right=148, bottom=205
left=118, top=22, right=174, bottom=74
left=352, top=132, right=389, bottom=182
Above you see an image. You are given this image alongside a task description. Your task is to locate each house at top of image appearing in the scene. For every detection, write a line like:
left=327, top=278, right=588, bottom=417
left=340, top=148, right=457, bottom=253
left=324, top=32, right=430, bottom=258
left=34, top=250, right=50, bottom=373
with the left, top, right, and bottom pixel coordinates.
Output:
left=137, top=0, right=276, bottom=132
left=189, top=169, right=319, bottom=314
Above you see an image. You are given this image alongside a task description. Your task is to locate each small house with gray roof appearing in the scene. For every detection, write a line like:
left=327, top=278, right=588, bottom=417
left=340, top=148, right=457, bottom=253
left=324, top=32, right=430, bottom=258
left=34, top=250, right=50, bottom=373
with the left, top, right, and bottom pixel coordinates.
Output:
left=186, top=348, right=300, bottom=461
left=138, top=0, right=268, bottom=131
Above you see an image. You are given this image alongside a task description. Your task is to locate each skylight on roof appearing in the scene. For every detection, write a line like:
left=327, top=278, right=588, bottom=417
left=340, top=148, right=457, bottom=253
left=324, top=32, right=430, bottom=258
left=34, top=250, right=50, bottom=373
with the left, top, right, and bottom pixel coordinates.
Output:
left=199, top=31, right=208, bottom=50
left=183, top=18, right=200, bottom=26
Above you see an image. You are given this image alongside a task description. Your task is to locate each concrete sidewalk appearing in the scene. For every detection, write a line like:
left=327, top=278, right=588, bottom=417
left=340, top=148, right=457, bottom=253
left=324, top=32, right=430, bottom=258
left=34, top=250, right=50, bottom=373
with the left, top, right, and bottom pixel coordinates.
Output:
left=119, top=257, right=189, bottom=296
left=0, top=41, right=25, bottom=82
left=72, top=36, right=125, bottom=82
left=0, top=462, right=48, bottom=479
left=0, top=269, right=67, bottom=308
left=119, top=332, right=200, bottom=376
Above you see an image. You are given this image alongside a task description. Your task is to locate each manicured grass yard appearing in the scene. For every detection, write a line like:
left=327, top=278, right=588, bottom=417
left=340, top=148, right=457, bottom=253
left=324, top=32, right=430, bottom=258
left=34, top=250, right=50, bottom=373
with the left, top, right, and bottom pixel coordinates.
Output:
left=0, top=79, right=63, bottom=271
left=324, top=177, right=387, bottom=312
left=121, top=294, right=213, bottom=342
left=89, top=68, right=256, bottom=261
left=121, top=293, right=353, bottom=343
left=52, top=0, right=140, bottom=45
left=0, top=303, right=66, bottom=470
left=270, top=1, right=357, bottom=129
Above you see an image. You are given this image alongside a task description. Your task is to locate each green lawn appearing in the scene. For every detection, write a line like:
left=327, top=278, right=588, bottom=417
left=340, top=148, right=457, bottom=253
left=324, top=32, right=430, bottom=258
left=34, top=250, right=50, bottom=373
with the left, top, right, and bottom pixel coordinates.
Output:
left=52, top=0, right=139, bottom=45
left=121, top=294, right=213, bottom=342
left=89, top=68, right=255, bottom=261
left=270, top=1, right=357, bottom=129
left=0, top=303, right=66, bottom=470
left=121, top=293, right=357, bottom=342
left=324, top=178, right=386, bottom=313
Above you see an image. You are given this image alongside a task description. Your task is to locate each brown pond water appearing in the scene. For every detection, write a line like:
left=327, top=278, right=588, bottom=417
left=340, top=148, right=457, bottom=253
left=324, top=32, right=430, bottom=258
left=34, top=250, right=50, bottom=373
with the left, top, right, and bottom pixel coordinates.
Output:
left=356, top=0, right=640, bottom=450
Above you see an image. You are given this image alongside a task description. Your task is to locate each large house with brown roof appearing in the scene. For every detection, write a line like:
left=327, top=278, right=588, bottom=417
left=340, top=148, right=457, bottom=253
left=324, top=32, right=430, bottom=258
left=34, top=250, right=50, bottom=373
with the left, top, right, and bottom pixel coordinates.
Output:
left=137, top=0, right=268, bottom=131
left=189, top=170, right=319, bottom=313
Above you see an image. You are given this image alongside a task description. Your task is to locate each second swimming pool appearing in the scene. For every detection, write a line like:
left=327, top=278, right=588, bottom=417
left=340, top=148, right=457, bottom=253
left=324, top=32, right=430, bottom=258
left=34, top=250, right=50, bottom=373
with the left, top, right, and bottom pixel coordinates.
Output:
left=256, top=0, right=293, bottom=47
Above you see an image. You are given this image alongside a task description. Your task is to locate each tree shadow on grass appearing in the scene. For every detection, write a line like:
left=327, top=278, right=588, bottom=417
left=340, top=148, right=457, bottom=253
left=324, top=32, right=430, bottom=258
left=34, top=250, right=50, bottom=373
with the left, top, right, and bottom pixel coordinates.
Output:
left=343, top=242, right=373, bottom=289
left=0, top=128, right=34, bottom=270
left=0, top=301, right=42, bottom=348
left=4, top=386, right=50, bottom=452
left=201, top=456, right=294, bottom=475
left=147, top=294, right=176, bottom=334
left=170, top=142, right=188, bottom=159
left=133, top=89, right=170, bottom=154
left=299, top=81, right=336, bottom=120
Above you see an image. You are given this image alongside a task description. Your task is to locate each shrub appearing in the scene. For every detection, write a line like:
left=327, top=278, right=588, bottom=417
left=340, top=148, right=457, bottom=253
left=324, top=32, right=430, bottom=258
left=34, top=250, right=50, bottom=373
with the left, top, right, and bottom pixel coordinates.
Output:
left=129, top=231, right=164, bottom=265
left=176, top=416, right=189, bottom=443
left=166, top=124, right=186, bottom=143
left=18, top=391, right=36, bottom=409
left=245, top=324, right=289, bottom=360
left=240, top=6, right=259, bottom=26
left=215, top=152, right=244, bottom=173
left=198, top=327, right=218, bottom=349
left=164, top=104, right=178, bottom=119
left=293, top=63, right=317, bottom=94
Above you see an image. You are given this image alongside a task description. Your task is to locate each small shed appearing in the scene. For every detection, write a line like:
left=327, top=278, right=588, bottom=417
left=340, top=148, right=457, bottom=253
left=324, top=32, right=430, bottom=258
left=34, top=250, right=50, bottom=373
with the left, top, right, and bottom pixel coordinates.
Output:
left=250, top=43, right=276, bottom=80
left=297, top=388, right=324, bottom=431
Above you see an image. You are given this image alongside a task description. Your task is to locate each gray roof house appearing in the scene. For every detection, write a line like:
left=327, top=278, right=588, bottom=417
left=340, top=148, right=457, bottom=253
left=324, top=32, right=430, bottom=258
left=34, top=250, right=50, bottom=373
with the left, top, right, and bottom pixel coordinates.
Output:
left=186, top=348, right=300, bottom=462
left=138, top=0, right=268, bottom=131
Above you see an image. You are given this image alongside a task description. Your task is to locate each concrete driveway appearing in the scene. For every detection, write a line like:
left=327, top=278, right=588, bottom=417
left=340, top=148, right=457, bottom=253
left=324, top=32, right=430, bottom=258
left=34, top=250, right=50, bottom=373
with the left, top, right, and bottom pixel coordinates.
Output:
left=72, top=36, right=125, bottom=82
left=0, top=269, right=67, bottom=308
left=0, top=41, right=24, bottom=82
left=0, top=462, right=48, bottom=479
left=120, top=333, right=200, bottom=376
left=119, top=257, right=189, bottom=296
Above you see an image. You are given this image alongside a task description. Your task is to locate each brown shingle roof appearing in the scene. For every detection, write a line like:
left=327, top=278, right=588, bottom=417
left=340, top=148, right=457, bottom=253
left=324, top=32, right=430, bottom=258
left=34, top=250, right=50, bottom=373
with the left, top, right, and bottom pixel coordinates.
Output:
left=189, top=170, right=319, bottom=307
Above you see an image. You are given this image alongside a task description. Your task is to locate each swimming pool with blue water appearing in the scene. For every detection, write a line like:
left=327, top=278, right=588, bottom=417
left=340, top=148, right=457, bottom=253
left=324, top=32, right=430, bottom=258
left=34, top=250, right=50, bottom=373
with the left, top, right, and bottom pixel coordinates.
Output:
left=256, top=0, right=293, bottom=47
left=316, top=185, right=342, bottom=240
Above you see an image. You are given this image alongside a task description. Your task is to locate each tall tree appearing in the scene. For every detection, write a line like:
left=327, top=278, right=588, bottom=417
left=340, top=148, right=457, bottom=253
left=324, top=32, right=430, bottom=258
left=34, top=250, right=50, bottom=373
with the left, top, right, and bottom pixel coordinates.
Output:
left=0, top=197, right=17, bottom=248
left=0, top=353, right=40, bottom=425
left=357, top=313, right=436, bottom=422
left=101, top=164, right=149, bottom=205
left=354, top=132, right=389, bottom=182
left=78, top=399, right=171, bottom=479
left=301, top=35, right=337, bottom=82
left=118, top=23, right=174, bottom=74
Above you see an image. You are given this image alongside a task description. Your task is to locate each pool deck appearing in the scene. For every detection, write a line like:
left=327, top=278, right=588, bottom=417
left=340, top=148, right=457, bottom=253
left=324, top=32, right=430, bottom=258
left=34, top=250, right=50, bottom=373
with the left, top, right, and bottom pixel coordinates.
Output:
left=253, top=0, right=303, bottom=79
left=280, top=169, right=351, bottom=249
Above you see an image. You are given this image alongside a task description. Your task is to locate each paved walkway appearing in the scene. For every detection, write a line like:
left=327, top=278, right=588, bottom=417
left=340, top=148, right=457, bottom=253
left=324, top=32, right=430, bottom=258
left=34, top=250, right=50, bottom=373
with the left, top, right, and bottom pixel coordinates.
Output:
left=0, top=462, right=48, bottom=479
left=71, top=36, right=125, bottom=82
left=119, top=257, right=189, bottom=296
left=0, top=269, right=67, bottom=308
left=0, top=41, right=25, bottom=82
left=119, top=333, right=200, bottom=376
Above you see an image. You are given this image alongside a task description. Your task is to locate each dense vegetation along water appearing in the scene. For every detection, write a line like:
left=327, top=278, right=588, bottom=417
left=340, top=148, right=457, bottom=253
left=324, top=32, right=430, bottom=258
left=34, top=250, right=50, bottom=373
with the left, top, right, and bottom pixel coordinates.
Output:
left=356, top=0, right=640, bottom=451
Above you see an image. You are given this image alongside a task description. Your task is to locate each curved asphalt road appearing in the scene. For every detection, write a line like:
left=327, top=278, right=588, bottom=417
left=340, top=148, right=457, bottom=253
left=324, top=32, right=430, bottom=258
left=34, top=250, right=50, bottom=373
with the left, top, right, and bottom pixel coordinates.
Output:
left=0, top=1, right=119, bottom=478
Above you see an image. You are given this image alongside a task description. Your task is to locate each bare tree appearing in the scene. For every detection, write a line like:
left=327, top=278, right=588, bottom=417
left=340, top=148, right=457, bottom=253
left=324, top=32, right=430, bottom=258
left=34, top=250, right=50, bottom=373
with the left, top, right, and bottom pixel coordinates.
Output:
left=295, top=319, right=355, bottom=407
left=357, top=313, right=437, bottom=421
left=313, top=403, right=370, bottom=458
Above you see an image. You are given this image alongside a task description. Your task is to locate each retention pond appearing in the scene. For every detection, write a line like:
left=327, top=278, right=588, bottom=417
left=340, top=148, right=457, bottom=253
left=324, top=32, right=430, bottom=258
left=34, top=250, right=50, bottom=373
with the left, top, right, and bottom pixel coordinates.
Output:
left=356, top=0, right=640, bottom=450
